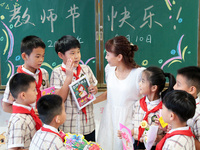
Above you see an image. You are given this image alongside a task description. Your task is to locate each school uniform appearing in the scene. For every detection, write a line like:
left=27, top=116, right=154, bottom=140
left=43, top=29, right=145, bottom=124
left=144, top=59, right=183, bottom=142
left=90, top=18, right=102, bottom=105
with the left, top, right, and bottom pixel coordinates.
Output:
left=30, top=124, right=66, bottom=150
left=157, top=126, right=195, bottom=150
left=187, top=96, right=200, bottom=141
left=3, top=65, right=49, bottom=106
left=132, top=96, right=164, bottom=149
left=7, top=102, right=40, bottom=149
left=50, top=63, right=97, bottom=139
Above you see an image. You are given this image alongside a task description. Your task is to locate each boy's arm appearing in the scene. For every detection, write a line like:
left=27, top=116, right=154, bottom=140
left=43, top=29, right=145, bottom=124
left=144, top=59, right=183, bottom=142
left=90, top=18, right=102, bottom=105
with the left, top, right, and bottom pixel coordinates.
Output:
left=54, top=59, right=73, bottom=102
left=93, top=90, right=107, bottom=104
left=2, top=93, right=14, bottom=113
left=8, top=148, right=28, bottom=150
left=2, top=101, right=13, bottom=113
left=195, top=139, right=200, bottom=150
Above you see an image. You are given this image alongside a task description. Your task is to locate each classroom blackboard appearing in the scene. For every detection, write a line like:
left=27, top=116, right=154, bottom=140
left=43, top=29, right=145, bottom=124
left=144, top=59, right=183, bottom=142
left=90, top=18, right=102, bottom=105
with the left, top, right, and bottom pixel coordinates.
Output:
left=0, top=0, right=96, bottom=86
left=103, top=0, right=199, bottom=76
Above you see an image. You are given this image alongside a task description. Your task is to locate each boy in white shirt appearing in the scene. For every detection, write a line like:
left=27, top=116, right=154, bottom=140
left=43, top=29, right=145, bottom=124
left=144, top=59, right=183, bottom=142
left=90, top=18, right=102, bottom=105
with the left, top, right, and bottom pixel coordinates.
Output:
left=2, top=35, right=49, bottom=113
left=156, top=90, right=196, bottom=150
left=7, top=73, right=42, bottom=150
left=30, top=95, right=66, bottom=150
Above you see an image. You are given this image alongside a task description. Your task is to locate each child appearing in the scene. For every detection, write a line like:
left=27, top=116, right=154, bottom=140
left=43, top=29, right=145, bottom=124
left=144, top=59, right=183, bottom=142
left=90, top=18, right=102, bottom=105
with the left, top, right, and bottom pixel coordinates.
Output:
left=7, top=73, right=42, bottom=150
left=156, top=90, right=196, bottom=150
left=95, top=36, right=145, bottom=150
left=50, top=35, right=98, bottom=142
left=29, top=95, right=66, bottom=150
left=118, top=66, right=175, bottom=150
left=173, top=66, right=200, bottom=149
left=2, top=35, right=49, bottom=113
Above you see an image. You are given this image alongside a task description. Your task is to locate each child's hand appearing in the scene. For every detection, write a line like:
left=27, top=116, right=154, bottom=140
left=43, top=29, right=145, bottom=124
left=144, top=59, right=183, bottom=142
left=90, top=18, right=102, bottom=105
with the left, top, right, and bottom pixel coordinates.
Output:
left=88, top=85, right=98, bottom=95
left=34, top=109, right=39, bottom=117
left=65, top=58, right=74, bottom=78
left=117, top=130, right=122, bottom=139
left=155, top=118, right=171, bottom=132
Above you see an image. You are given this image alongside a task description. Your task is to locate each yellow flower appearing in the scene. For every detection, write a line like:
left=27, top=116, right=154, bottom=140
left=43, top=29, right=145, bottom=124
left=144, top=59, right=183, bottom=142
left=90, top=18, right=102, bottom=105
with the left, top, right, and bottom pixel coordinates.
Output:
left=140, top=120, right=148, bottom=128
left=144, top=136, right=148, bottom=143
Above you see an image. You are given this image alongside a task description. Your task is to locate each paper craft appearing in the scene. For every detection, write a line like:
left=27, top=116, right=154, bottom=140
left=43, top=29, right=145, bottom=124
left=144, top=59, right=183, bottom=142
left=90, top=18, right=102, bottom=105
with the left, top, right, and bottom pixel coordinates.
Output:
left=119, top=123, right=134, bottom=150
left=144, top=125, right=159, bottom=150
left=69, top=75, right=96, bottom=110
left=59, top=131, right=103, bottom=150
left=159, top=116, right=168, bottom=128
left=41, top=86, right=55, bottom=96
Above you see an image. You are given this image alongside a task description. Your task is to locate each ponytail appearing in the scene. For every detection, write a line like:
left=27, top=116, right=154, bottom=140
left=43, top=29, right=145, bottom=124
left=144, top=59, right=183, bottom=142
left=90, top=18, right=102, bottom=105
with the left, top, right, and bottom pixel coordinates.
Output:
left=161, top=73, right=176, bottom=99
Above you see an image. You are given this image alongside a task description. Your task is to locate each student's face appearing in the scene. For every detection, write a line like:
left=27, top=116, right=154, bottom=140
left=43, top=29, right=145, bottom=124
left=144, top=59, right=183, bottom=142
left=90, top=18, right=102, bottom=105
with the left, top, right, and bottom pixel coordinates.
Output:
left=23, top=47, right=45, bottom=73
left=24, top=82, right=37, bottom=105
left=139, top=72, right=151, bottom=95
left=105, top=51, right=118, bottom=66
left=173, top=74, right=191, bottom=93
left=59, top=102, right=66, bottom=124
left=161, top=104, right=171, bottom=124
left=62, top=48, right=81, bottom=68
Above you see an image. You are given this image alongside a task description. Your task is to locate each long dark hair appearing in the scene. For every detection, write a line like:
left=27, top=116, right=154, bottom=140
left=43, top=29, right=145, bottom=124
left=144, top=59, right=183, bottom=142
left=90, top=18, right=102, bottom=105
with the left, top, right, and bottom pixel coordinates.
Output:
left=105, top=36, right=139, bottom=68
left=143, top=66, right=176, bottom=98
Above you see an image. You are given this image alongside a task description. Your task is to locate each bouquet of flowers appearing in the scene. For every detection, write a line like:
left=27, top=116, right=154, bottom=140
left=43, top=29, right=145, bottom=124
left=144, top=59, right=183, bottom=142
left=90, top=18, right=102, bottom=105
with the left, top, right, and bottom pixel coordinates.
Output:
left=59, top=131, right=103, bottom=150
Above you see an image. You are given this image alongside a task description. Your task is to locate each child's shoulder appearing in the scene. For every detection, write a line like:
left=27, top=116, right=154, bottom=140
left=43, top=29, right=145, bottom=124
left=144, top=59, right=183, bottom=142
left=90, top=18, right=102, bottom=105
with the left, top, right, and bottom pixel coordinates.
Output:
left=40, top=68, right=49, bottom=74
left=9, top=113, right=31, bottom=125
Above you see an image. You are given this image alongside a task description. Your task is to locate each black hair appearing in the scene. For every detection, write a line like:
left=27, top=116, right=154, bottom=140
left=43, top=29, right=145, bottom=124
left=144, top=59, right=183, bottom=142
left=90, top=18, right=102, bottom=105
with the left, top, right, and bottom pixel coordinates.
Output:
left=143, top=66, right=176, bottom=98
left=162, top=90, right=196, bottom=122
left=55, top=35, right=80, bottom=54
left=9, top=73, right=36, bottom=99
left=21, top=35, right=46, bottom=56
left=177, top=66, right=200, bottom=93
left=105, top=36, right=139, bottom=68
left=37, top=95, right=63, bottom=124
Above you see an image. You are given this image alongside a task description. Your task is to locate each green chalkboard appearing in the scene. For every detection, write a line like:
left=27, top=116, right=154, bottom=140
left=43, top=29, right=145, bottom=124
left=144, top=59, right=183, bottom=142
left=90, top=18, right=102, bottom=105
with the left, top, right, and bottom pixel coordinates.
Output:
left=0, top=0, right=96, bottom=86
left=103, top=0, right=199, bottom=76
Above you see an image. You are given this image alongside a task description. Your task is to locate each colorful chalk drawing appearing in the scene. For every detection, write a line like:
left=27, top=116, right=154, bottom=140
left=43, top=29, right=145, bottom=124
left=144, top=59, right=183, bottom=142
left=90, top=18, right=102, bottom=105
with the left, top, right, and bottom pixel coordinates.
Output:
left=165, top=0, right=175, bottom=10
left=161, top=35, right=188, bottom=69
left=1, top=21, right=15, bottom=78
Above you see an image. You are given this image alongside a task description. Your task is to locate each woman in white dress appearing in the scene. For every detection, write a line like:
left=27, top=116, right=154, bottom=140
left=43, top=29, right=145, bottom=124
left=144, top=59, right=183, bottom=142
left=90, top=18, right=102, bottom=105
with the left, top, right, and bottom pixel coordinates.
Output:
left=94, top=36, right=145, bottom=150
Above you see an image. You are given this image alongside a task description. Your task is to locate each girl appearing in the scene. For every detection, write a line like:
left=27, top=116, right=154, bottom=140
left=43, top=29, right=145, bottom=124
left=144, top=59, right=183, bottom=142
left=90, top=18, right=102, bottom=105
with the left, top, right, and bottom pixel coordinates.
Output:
left=94, top=36, right=145, bottom=150
left=119, top=66, right=175, bottom=150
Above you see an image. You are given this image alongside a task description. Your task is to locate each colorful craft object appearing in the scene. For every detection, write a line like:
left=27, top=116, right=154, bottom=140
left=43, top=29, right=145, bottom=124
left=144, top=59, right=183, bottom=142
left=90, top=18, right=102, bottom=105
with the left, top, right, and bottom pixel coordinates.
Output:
left=59, top=131, right=103, bottom=150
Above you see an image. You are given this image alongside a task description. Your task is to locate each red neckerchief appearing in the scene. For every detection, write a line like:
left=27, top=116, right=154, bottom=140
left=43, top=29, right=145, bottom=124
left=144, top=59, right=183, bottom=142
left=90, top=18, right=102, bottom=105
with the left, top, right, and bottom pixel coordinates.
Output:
left=138, top=96, right=162, bottom=143
left=41, top=127, right=64, bottom=142
left=156, top=127, right=194, bottom=150
left=61, top=64, right=87, bottom=123
left=12, top=105, right=42, bottom=130
left=17, top=66, right=42, bottom=104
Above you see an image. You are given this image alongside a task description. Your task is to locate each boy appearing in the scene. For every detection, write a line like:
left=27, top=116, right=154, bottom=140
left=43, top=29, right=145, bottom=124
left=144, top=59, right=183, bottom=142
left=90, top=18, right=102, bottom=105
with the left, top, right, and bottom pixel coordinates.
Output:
left=50, top=35, right=98, bottom=141
left=7, top=73, right=42, bottom=150
left=2, top=35, right=49, bottom=113
left=173, top=66, right=200, bottom=149
left=156, top=90, right=196, bottom=150
left=30, top=95, right=66, bottom=150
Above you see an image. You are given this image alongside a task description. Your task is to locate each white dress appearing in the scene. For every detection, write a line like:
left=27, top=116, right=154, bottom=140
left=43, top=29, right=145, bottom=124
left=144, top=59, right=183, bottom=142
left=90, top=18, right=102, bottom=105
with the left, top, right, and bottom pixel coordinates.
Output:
left=97, top=64, right=145, bottom=150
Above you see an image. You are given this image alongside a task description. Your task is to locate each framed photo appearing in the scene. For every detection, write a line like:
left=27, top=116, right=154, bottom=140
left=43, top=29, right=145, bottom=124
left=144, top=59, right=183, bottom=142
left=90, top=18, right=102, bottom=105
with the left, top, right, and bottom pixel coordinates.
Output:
left=69, top=75, right=96, bottom=110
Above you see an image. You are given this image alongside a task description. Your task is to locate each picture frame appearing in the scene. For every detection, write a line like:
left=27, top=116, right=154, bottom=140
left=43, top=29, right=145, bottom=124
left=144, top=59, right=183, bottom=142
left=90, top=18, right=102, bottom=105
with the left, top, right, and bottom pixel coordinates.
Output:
left=69, top=75, right=96, bottom=110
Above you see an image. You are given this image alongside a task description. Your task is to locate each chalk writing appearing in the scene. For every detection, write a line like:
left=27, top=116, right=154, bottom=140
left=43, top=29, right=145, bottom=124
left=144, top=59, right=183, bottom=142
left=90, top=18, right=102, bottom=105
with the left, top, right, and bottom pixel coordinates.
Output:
left=66, top=4, right=80, bottom=33
left=41, top=9, right=57, bottom=32
left=140, top=5, right=162, bottom=29
left=9, top=5, right=35, bottom=27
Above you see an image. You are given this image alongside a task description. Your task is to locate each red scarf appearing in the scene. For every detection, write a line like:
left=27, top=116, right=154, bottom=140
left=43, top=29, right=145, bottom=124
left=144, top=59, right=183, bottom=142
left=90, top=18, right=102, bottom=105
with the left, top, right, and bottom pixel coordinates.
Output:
left=61, top=64, right=87, bottom=123
left=17, top=66, right=42, bottom=104
left=12, top=105, right=42, bottom=130
left=138, top=96, right=162, bottom=142
left=156, top=127, right=194, bottom=150
left=41, top=127, right=64, bottom=142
